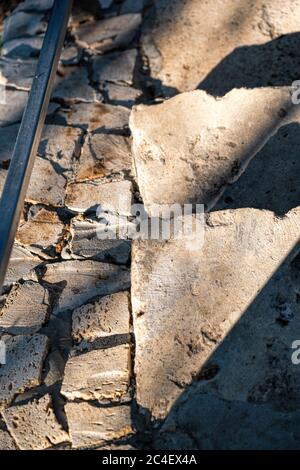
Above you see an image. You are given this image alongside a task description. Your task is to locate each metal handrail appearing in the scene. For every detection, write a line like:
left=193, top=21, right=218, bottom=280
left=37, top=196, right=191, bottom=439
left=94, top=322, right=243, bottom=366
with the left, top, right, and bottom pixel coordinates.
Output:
left=0, top=0, right=73, bottom=290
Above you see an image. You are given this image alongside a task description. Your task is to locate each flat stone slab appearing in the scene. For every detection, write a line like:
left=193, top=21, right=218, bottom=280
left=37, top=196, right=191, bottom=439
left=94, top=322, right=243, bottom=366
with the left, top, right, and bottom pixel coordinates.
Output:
left=74, top=132, right=132, bottom=181
left=62, top=344, right=131, bottom=402
left=0, top=281, right=49, bottom=335
left=65, top=402, right=133, bottom=449
left=0, top=430, right=17, bottom=450
left=0, top=334, right=48, bottom=405
left=26, top=156, right=66, bottom=206
left=74, top=14, right=141, bottom=53
left=43, top=260, right=130, bottom=313
left=2, top=36, right=44, bottom=58
left=3, top=12, right=47, bottom=43
left=2, top=394, right=69, bottom=450
left=65, top=179, right=132, bottom=214
left=130, top=87, right=296, bottom=213
left=0, top=57, right=37, bottom=90
left=72, top=291, right=130, bottom=343
left=92, top=49, right=137, bottom=85
left=104, top=82, right=142, bottom=108
left=121, top=0, right=145, bottom=14
left=67, top=217, right=131, bottom=265
left=0, top=89, right=28, bottom=127
left=4, top=244, right=41, bottom=288
left=14, top=0, right=54, bottom=13
left=142, top=0, right=300, bottom=94
left=0, top=124, right=19, bottom=163
left=53, top=67, right=101, bottom=104
left=132, top=208, right=300, bottom=419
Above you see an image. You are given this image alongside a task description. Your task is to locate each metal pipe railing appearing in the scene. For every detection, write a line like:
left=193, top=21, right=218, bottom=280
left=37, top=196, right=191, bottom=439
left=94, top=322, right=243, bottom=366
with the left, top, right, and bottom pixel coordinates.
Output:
left=0, top=0, right=73, bottom=290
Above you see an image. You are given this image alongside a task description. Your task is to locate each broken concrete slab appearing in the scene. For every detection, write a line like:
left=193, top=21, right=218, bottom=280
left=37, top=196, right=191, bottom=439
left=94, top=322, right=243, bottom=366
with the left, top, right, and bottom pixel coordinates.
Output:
left=65, top=179, right=132, bottom=214
left=132, top=208, right=300, bottom=419
left=0, top=334, right=48, bottom=405
left=57, top=102, right=130, bottom=133
left=142, top=0, right=300, bottom=94
left=0, top=281, right=49, bottom=335
left=0, top=89, right=28, bottom=127
left=53, top=67, right=101, bottom=104
left=67, top=217, right=131, bottom=264
left=130, top=87, right=296, bottom=213
left=74, top=14, right=141, bottom=53
left=43, top=260, right=130, bottom=313
left=2, top=394, right=69, bottom=450
left=61, top=343, right=131, bottom=402
left=72, top=291, right=130, bottom=343
left=17, top=207, right=64, bottom=251
left=2, top=36, right=44, bottom=58
left=4, top=244, right=41, bottom=288
left=75, top=132, right=132, bottom=181
left=0, top=429, right=17, bottom=450
left=65, top=402, right=133, bottom=448
left=103, top=82, right=142, bottom=108
left=26, top=156, right=66, bottom=206
left=92, top=49, right=137, bottom=85
left=3, top=11, right=47, bottom=43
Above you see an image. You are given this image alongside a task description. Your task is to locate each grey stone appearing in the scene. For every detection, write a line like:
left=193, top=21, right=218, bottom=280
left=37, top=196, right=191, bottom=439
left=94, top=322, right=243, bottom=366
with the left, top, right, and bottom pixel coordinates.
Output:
left=0, top=430, right=17, bottom=450
left=2, top=394, right=69, bottom=450
left=14, top=0, right=54, bottom=13
left=26, top=156, right=66, bottom=206
left=0, top=334, right=48, bottom=405
left=132, top=208, right=300, bottom=419
left=92, top=49, right=137, bottom=85
left=60, top=45, right=81, bottom=66
left=130, top=87, right=296, bottom=213
left=99, top=0, right=113, bottom=8
left=65, top=402, right=133, bottom=448
left=72, top=291, right=130, bottom=343
left=74, top=14, right=141, bottom=53
left=2, top=36, right=44, bottom=58
left=121, top=0, right=145, bottom=14
left=53, top=67, right=101, bottom=104
left=0, top=89, right=28, bottom=127
left=4, top=244, right=41, bottom=288
left=61, top=344, right=131, bottom=402
left=103, top=82, right=142, bottom=107
left=42, top=260, right=130, bottom=313
left=0, top=124, right=19, bottom=163
left=0, top=282, right=49, bottom=335
left=3, top=12, right=47, bottom=43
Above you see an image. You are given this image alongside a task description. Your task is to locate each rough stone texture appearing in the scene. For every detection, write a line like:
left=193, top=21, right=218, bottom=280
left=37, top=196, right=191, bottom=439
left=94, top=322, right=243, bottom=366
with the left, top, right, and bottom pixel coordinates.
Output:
left=61, top=344, right=131, bottom=402
left=74, top=14, right=141, bottom=53
left=0, top=334, right=48, bottom=405
left=67, top=217, right=131, bottom=265
left=57, top=102, right=130, bottom=133
left=14, top=0, right=54, bottom=13
left=0, top=89, right=28, bottom=127
left=4, top=245, right=41, bottom=288
left=103, top=82, right=142, bottom=108
left=130, top=87, right=296, bottom=213
left=53, top=67, right=101, bottom=104
left=43, top=260, right=130, bottom=313
left=2, top=394, right=69, bottom=450
left=0, top=123, right=20, bottom=163
left=60, top=45, right=81, bottom=66
left=65, top=402, right=133, bottom=449
left=0, top=429, right=17, bottom=450
left=74, top=132, right=132, bottom=181
left=72, top=291, right=130, bottom=343
left=142, top=0, right=300, bottom=94
left=26, top=156, right=66, bottom=206
left=0, top=282, right=49, bottom=335
left=0, top=57, right=36, bottom=90
left=65, top=179, right=132, bottom=214
left=17, top=207, right=64, bottom=251
left=3, top=12, right=47, bottom=43
left=92, top=49, right=137, bottom=85
left=132, top=208, right=300, bottom=419
left=2, top=36, right=44, bottom=58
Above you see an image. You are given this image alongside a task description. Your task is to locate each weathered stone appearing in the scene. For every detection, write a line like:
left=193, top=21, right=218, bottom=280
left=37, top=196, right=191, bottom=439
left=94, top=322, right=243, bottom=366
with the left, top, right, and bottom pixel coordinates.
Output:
left=75, top=132, right=132, bottom=181
left=57, top=102, right=130, bottom=133
left=4, top=245, right=41, bottom=288
left=0, top=124, right=19, bottom=163
left=14, top=0, right=54, bottom=13
left=74, top=14, right=141, bottom=53
left=65, top=179, right=132, bottom=214
left=17, top=207, right=64, bottom=250
left=2, top=36, right=44, bottom=58
left=3, top=12, right=47, bottom=43
left=62, top=344, right=131, bottom=402
left=142, top=0, right=300, bottom=94
left=130, top=87, right=296, bottom=213
left=60, top=45, right=81, bottom=66
left=0, top=430, right=17, bottom=450
left=0, top=334, right=48, bottom=405
left=103, top=82, right=142, bottom=107
left=72, top=291, right=130, bottom=343
left=53, top=67, right=101, bottom=104
left=65, top=402, right=133, bottom=448
left=2, top=394, right=69, bottom=450
left=43, top=260, right=130, bottom=313
left=26, top=156, right=66, bottom=206
left=121, top=0, right=145, bottom=14
left=92, top=49, right=137, bottom=85
left=0, top=282, right=49, bottom=335
left=67, top=217, right=131, bottom=264
left=132, top=208, right=300, bottom=419
left=0, top=89, right=28, bottom=127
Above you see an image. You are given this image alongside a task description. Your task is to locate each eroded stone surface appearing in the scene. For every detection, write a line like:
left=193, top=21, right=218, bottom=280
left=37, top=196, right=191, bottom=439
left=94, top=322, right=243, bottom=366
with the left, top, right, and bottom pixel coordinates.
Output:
left=72, top=291, right=130, bottom=343
left=74, top=14, right=141, bottom=53
left=0, top=334, right=48, bottom=405
left=92, top=49, right=137, bottom=85
left=43, top=260, right=130, bottom=313
left=62, top=344, right=131, bottom=402
left=2, top=394, right=69, bottom=450
left=0, top=282, right=49, bottom=335
left=0, top=429, right=17, bottom=450
left=104, top=82, right=142, bottom=107
left=2, top=36, right=44, bottom=59
left=65, top=402, right=133, bottom=448
left=130, top=87, right=296, bottom=213
left=4, top=245, right=41, bottom=288
left=0, top=57, right=36, bottom=90
left=53, top=67, right=100, bottom=104
left=132, top=208, right=300, bottom=419
left=3, top=12, right=46, bottom=43
left=26, top=156, right=66, bottom=206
